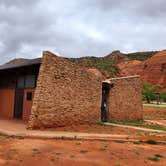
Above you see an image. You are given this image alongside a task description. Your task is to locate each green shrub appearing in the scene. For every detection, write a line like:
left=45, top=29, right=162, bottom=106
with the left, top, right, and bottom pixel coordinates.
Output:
left=142, top=83, right=160, bottom=103
left=155, top=154, right=164, bottom=158
left=146, top=140, right=157, bottom=145
left=160, top=93, right=166, bottom=102
left=148, top=156, right=159, bottom=162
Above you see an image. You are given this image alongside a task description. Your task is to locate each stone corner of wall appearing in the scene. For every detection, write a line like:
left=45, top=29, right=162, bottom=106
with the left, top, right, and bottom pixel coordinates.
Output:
left=42, top=51, right=59, bottom=59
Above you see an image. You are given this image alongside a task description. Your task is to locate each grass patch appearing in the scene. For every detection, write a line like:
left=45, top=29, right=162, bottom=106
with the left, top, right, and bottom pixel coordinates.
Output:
left=80, top=150, right=88, bottom=154
left=155, top=154, right=164, bottom=158
left=99, top=146, right=107, bottom=151
left=133, top=141, right=141, bottom=145
left=114, top=140, right=124, bottom=143
left=148, top=153, right=164, bottom=162
left=10, top=148, right=18, bottom=152
left=146, top=140, right=157, bottom=145
left=32, top=148, right=41, bottom=155
left=50, top=157, right=59, bottom=162
left=52, top=152, right=62, bottom=156
left=76, top=142, right=82, bottom=145
left=96, top=121, right=106, bottom=126
left=70, top=155, right=75, bottom=158
left=112, top=120, right=144, bottom=126
left=148, top=156, right=159, bottom=162
left=112, top=120, right=166, bottom=131
left=50, top=158, right=55, bottom=162
left=54, top=152, right=61, bottom=155
left=145, top=124, right=166, bottom=131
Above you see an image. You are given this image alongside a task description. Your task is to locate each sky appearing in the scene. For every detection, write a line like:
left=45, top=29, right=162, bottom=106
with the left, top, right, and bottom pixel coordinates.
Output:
left=0, top=0, right=166, bottom=63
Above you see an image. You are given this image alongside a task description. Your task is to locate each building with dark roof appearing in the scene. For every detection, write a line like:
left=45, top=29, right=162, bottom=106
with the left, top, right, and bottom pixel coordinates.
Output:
left=0, top=51, right=102, bottom=127
left=0, top=58, right=41, bottom=121
left=0, top=51, right=143, bottom=128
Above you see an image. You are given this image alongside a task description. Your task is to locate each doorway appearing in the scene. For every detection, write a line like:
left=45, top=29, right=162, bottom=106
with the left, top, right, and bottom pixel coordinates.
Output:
left=14, top=89, right=24, bottom=119
left=101, top=82, right=114, bottom=122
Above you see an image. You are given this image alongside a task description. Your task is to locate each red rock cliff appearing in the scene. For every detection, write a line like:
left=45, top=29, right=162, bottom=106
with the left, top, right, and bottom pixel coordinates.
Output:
left=119, top=50, right=166, bottom=86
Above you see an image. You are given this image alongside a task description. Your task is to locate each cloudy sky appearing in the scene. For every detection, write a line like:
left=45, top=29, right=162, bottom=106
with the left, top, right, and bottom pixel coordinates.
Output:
left=0, top=0, right=166, bottom=63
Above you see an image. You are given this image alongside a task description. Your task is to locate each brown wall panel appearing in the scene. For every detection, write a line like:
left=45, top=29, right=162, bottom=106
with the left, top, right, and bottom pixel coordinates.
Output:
left=107, top=76, right=143, bottom=122
left=0, top=89, right=15, bottom=119
left=23, top=89, right=35, bottom=122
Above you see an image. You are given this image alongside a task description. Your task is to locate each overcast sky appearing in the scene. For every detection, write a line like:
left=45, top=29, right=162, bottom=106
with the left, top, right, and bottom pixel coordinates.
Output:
left=0, top=0, right=166, bottom=63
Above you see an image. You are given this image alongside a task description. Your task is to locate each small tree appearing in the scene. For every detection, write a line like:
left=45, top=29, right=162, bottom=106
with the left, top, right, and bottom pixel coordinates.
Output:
left=142, top=83, right=160, bottom=103
left=160, top=93, right=166, bottom=102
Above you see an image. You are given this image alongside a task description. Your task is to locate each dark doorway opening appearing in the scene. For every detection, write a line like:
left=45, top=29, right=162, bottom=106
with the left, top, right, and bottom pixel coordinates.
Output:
left=14, top=89, right=24, bottom=119
left=101, top=82, right=114, bottom=122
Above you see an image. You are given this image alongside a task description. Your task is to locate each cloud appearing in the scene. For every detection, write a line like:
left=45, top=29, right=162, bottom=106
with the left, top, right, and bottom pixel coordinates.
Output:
left=0, top=0, right=166, bottom=64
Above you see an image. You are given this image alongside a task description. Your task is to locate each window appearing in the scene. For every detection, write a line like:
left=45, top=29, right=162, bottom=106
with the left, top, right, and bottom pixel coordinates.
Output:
left=27, top=92, right=32, bottom=101
left=17, top=76, right=24, bottom=88
left=25, top=75, right=36, bottom=88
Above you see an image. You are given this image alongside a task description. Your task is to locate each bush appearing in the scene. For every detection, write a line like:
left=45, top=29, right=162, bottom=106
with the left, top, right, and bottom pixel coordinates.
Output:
left=160, top=93, right=166, bottom=102
left=146, top=139, right=157, bottom=145
left=142, top=83, right=160, bottom=103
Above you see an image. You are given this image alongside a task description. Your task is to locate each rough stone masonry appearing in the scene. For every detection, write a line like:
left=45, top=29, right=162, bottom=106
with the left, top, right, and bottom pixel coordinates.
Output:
left=29, top=51, right=102, bottom=128
left=107, top=76, right=143, bottom=122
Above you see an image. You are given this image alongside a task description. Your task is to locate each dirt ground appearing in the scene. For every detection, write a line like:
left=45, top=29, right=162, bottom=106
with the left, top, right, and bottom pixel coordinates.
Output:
left=0, top=136, right=166, bottom=166
left=143, top=106, right=166, bottom=120
left=48, top=124, right=152, bottom=135
left=0, top=106, right=166, bottom=166
left=45, top=106, right=166, bottom=135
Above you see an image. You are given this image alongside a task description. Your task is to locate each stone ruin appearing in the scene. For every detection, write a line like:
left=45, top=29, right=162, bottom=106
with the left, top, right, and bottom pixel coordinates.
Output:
left=29, top=51, right=143, bottom=129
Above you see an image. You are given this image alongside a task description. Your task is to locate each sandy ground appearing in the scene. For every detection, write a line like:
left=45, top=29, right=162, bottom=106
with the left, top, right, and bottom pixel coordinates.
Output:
left=48, top=124, right=153, bottom=136
left=0, top=106, right=165, bottom=166
left=143, top=106, right=166, bottom=120
left=0, top=136, right=166, bottom=166
left=143, top=103, right=166, bottom=108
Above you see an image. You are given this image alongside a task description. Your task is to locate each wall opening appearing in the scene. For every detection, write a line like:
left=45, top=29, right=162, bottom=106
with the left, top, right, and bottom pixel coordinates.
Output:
left=101, top=82, right=114, bottom=122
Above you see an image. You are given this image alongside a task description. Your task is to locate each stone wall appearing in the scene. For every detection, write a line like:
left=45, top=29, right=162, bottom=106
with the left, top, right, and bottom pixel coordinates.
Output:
left=107, top=76, right=143, bottom=121
left=29, top=51, right=102, bottom=128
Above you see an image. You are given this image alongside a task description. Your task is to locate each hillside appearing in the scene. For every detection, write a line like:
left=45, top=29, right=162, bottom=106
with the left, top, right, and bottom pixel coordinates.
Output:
left=3, top=50, right=164, bottom=84
left=5, top=58, right=29, bottom=65
left=68, top=50, right=158, bottom=78
left=69, top=56, right=119, bottom=78
left=119, top=50, right=166, bottom=86
left=126, top=51, right=158, bottom=61
left=106, top=50, right=158, bottom=61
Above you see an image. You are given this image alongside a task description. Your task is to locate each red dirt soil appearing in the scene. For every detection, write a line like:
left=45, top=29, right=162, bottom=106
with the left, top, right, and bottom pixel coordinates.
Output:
left=0, top=137, right=166, bottom=166
left=47, top=124, right=162, bottom=137
left=143, top=106, right=166, bottom=120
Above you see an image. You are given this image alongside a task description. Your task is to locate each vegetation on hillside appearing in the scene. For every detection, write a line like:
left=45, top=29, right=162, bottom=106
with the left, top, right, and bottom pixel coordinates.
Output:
left=69, top=57, right=119, bottom=78
left=68, top=50, right=158, bottom=78
left=106, top=50, right=158, bottom=61
left=126, top=51, right=158, bottom=61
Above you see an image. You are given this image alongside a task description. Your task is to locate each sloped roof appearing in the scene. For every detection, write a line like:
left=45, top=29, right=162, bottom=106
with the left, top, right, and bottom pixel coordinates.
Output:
left=0, top=58, right=42, bottom=71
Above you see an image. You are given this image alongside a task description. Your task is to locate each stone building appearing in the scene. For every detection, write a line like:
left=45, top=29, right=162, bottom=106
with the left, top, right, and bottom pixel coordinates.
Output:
left=0, top=51, right=101, bottom=128
left=29, top=51, right=101, bottom=128
left=0, top=51, right=143, bottom=129
left=0, top=58, right=41, bottom=122
left=101, top=76, right=143, bottom=122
